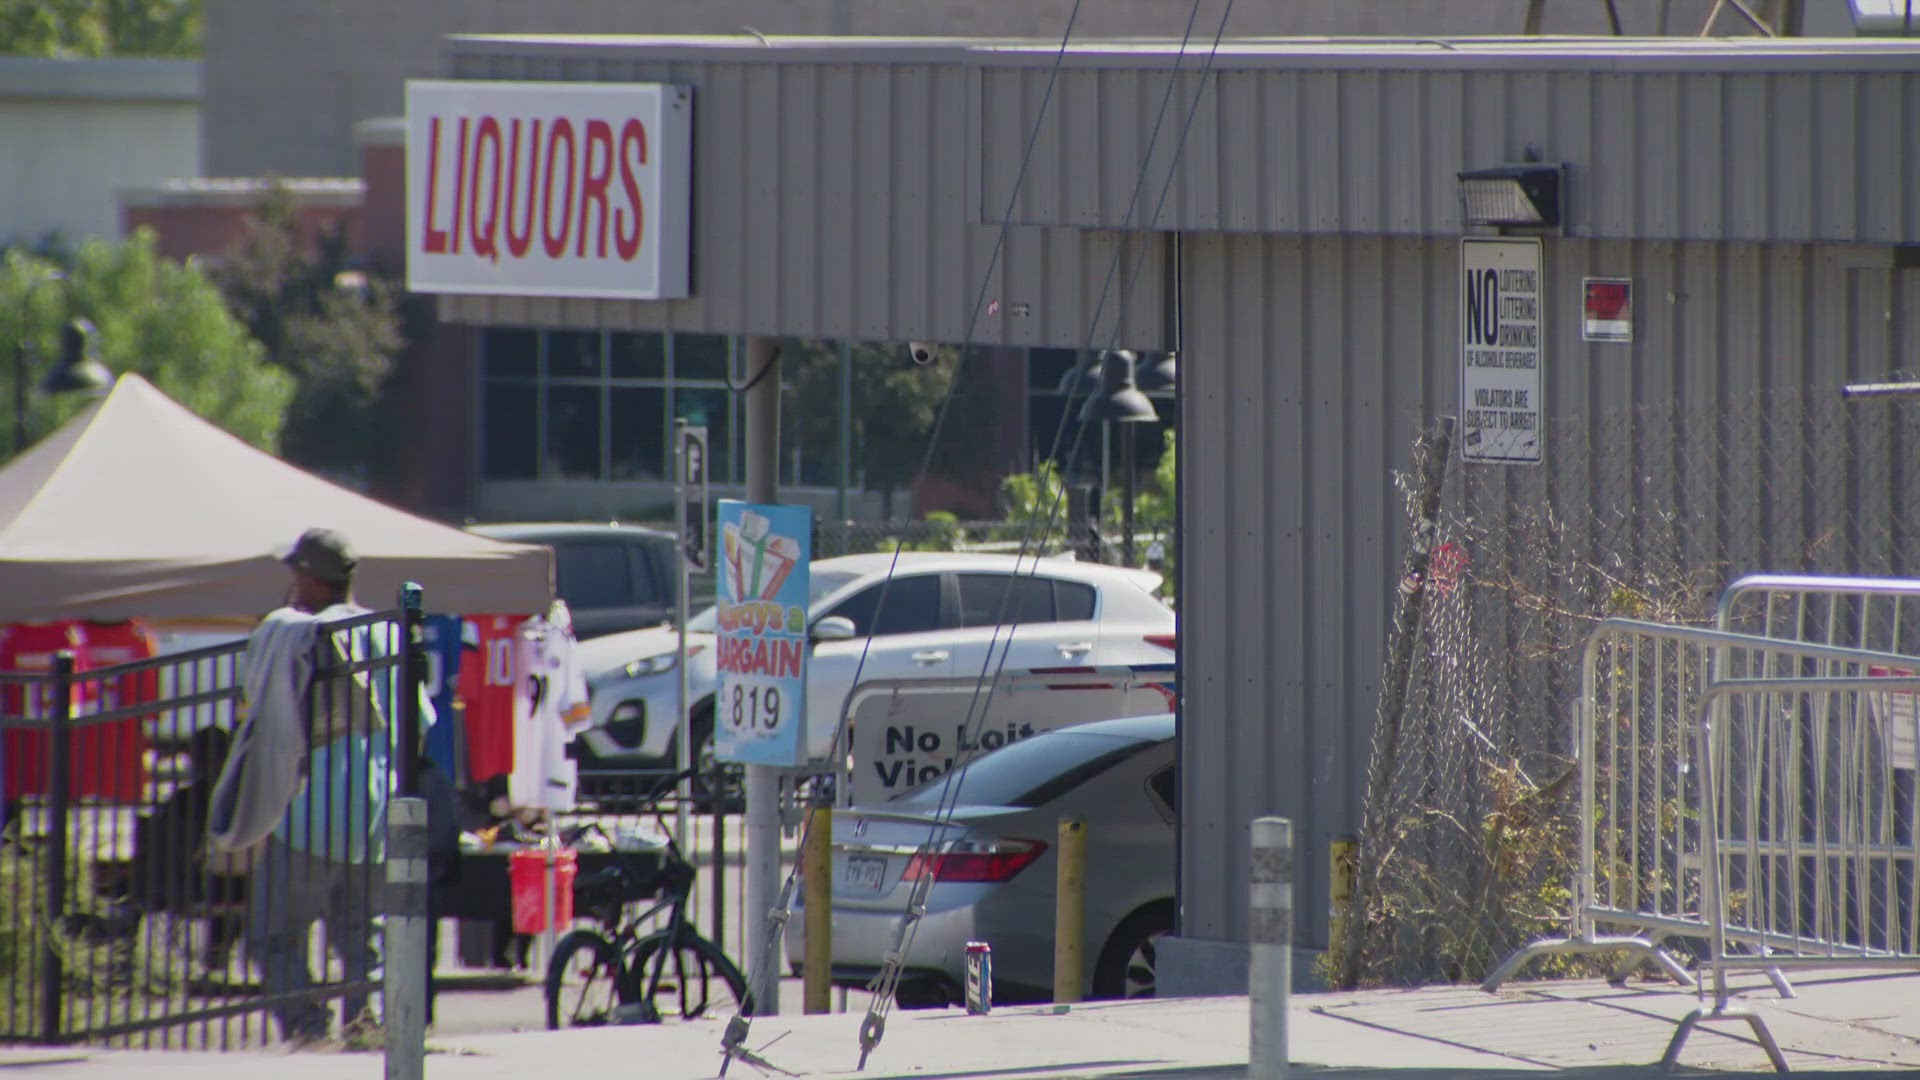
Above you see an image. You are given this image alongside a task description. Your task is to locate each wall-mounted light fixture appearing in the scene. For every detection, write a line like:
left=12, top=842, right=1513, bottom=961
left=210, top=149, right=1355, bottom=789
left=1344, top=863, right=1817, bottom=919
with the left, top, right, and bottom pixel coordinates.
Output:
left=1457, top=164, right=1565, bottom=229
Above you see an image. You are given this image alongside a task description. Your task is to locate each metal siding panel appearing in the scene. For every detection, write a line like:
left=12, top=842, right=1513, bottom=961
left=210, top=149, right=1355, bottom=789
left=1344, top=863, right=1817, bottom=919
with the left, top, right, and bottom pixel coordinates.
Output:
left=1589, top=77, right=1635, bottom=252
left=1380, top=71, right=1426, bottom=234
left=782, top=66, right=821, bottom=335
left=1770, top=75, right=1814, bottom=240
left=1460, top=74, right=1508, bottom=186
left=1039, top=65, right=1081, bottom=227
left=977, top=68, right=1020, bottom=227
left=709, top=62, right=757, bottom=332
left=1507, top=71, right=1550, bottom=162
left=852, top=66, right=894, bottom=341
left=1342, top=72, right=1382, bottom=234
left=1861, top=75, right=1907, bottom=245
left=818, top=65, right=857, bottom=332
left=937, top=69, right=980, bottom=344
left=892, top=65, right=934, bottom=338
left=1178, top=232, right=1236, bottom=937
left=875, top=63, right=910, bottom=340
left=1422, top=72, right=1466, bottom=234
left=1680, top=77, right=1725, bottom=240
left=1814, top=76, right=1859, bottom=240
left=1102, top=69, right=1144, bottom=229
left=1635, top=75, right=1680, bottom=237
left=1267, top=71, right=1304, bottom=230
left=1302, top=73, right=1341, bottom=231
left=1552, top=73, right=1595, bottom=234
left=1725, top=76, right=1769, bottom=241
left=1215, top=71, right=1260, bottom=231
left=1174, top=69, right=1220, bottom=231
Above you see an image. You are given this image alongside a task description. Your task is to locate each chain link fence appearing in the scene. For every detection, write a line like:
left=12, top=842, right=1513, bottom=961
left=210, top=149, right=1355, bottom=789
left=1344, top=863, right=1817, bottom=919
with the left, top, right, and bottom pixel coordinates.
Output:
left=1342, top=387, right=1920, bottom=988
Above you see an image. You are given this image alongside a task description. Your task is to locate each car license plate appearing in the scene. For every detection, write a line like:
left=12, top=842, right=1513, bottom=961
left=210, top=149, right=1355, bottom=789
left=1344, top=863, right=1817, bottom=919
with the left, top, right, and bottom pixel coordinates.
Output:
left=843, top=854, right=888, bottom=892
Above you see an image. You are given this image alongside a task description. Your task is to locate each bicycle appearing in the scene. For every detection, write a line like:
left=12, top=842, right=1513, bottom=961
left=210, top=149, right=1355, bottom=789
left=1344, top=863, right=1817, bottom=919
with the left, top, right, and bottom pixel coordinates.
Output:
left=543, top=767, right=752, bottom=1029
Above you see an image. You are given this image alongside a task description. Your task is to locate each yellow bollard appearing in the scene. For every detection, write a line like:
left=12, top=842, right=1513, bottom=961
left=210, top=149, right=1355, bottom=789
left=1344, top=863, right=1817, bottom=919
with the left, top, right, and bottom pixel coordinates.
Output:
left=803, top=805, right=832, bottom=1014
left=1329, top=834, right=1356, bottom=968
left=1053, top=816, right=1086, bottom=1004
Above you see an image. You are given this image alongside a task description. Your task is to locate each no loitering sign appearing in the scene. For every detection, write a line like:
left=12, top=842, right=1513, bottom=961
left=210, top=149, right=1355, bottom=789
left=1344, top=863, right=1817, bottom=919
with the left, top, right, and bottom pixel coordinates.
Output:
left=1460, top=238, right=1543, bottom=464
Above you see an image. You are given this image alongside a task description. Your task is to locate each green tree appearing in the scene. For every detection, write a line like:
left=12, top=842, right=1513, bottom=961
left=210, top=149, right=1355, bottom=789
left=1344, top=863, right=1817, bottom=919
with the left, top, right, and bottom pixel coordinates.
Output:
left=212, top=184, right=406, bottom=481
left=1, top=232, right=290, bottom=461
left=785, top=341, right=996, bottom=517
left=0, top=0, right=202, bottom=57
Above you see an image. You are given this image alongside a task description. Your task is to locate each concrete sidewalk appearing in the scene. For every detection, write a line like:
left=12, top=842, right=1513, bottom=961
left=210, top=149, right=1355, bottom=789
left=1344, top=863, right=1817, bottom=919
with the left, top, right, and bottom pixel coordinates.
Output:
left=5, top=969, right=1919, bottom=1077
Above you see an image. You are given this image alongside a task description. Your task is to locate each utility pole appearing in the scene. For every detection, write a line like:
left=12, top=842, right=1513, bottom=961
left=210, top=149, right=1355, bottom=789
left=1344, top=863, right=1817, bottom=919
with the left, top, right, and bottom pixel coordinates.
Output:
left=742, top=335, right=783, bottom=1014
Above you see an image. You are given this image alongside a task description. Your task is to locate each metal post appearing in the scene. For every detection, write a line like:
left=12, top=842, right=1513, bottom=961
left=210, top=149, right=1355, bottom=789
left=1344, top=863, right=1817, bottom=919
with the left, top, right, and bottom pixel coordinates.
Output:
left=743, top=334, right=783, bottom=1015
left=384, top=798, right=429, bottom=1080
left=675, top=419, right=693, bottom=852
left=396, top=583, right=424, bottom=797
left=802, top=802, right=832, bottom=1014
left=1053, top=816, right=1086, bottom=1004
left=1328, top=834, right=1356, bottom=972
left=39, top=652, right=74, bottom=1044
left=837, top=340, right=852, bottom=522
left=1122, top=425, right=1137, bottom=565
left=1250, top=817, right=1293, bottom=1080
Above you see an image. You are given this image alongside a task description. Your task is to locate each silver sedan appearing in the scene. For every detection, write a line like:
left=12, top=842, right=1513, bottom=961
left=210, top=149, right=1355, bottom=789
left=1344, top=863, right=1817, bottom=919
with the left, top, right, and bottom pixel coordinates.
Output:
left=789, top=713, right=1176, bottom=1006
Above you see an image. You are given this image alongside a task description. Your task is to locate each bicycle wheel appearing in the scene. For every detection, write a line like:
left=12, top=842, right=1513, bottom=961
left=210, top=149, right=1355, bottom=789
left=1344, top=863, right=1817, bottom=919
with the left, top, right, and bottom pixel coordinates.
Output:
left=627, top=928, right=751, bottom=1022
left=545, top=929, right=640, bottom=1029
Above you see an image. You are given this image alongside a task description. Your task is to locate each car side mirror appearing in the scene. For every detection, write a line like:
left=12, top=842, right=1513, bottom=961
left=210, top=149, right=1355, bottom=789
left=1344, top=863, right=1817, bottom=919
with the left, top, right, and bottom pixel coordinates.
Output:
left=811, top=616, right=856, bottom=643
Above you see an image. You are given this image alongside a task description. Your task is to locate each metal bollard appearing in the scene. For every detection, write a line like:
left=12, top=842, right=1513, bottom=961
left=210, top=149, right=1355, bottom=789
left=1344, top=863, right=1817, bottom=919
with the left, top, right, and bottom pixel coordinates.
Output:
left=1250, top=818, right=1292, bottom=1079
left=803, top=803, right=832, bottom=1014
left=1328, top=834, right=1356, bottom=972
left=40, top=653, right=75, bottom=1045
left=1053, top=816, right=1086, bottom=1005
left=384, top=797, right=429, bottom=1080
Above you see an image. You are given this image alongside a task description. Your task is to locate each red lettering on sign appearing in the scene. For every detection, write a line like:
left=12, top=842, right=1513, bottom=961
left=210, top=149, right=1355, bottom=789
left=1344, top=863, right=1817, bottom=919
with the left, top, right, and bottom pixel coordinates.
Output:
left=615, top=118, right=647, bottom=259
left=449, top=116, right=470, bottom=255
left=422, top=117, right=450, bottom=254
left=504, top=118, right=540, bottom=258
left=577, top=119, right=614, bottom=258
left=418, top=107, right=657, bottom=266
left=540, top=119, right=576, bottom=259
left=470, top=115, right=503, bottom=261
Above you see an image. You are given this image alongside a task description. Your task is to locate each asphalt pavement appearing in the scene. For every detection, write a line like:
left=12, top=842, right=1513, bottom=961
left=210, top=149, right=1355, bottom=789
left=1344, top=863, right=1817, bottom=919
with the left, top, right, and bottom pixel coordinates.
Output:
left=5, top=967, right=1920, bottom=1078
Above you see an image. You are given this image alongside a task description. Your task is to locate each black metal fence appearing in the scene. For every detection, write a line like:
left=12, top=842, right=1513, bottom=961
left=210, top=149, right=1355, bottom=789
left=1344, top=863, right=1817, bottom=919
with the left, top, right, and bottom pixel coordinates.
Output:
left=0, top=604, right=414, bottom=1048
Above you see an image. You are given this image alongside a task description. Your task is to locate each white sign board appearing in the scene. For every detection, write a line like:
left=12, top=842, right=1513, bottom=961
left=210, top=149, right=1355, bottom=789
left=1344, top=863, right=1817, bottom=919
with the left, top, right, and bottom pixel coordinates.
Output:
left=1460, top=238, right=1544, bottom=464
left=406, top=80, right=692, bottom=299
left=845, top=667, right=1177, bottom=804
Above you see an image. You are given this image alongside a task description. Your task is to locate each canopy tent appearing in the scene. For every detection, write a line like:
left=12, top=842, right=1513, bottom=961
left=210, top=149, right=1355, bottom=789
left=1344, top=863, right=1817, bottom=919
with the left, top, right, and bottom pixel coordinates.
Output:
left=0, top=375, right=553, bottom=621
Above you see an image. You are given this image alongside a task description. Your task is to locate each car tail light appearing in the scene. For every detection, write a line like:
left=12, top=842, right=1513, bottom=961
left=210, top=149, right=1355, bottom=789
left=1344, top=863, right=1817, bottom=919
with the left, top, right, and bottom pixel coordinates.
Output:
left=900, top=837, right=1048, bottom=883
left=1144, top=634, right=1177, bottom=651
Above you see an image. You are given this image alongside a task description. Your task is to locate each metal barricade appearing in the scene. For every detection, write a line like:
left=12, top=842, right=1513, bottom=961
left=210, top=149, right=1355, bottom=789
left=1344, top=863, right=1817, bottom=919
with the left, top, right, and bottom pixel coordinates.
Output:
left=1719, top=574, right=1920, bottom=657
left=1664, top=670, right=1920, bottom=1071
left=1482, top=619, right=1920, bottom=994
left=0, top=604, right=413, bottom=1049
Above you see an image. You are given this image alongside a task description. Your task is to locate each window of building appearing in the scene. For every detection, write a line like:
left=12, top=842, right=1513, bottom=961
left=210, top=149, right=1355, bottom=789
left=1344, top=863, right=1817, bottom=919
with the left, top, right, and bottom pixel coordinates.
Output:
left=478, top=328, right=740, bottom=484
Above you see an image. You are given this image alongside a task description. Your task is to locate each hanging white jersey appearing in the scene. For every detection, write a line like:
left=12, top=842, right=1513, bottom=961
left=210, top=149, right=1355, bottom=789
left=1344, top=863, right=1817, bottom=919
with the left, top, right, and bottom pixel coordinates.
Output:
left=506, top=616, right=591, bottom=812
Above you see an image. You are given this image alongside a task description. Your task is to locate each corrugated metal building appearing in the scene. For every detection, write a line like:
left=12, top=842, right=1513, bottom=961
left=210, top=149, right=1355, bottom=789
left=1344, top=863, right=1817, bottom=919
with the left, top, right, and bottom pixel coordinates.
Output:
left=418, top=33, right=1920, bottom=988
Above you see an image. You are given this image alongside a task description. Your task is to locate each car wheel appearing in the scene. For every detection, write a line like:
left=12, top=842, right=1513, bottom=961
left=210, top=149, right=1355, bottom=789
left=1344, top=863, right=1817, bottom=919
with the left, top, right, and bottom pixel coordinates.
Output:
left=1091, top=900, right=1174, bottom=1000
left=688, top=704, right=744, bottom=812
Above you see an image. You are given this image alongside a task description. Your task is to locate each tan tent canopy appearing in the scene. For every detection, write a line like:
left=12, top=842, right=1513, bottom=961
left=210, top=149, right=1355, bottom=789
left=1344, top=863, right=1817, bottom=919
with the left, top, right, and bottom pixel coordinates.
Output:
left=0, top=375, right=553, bottom=621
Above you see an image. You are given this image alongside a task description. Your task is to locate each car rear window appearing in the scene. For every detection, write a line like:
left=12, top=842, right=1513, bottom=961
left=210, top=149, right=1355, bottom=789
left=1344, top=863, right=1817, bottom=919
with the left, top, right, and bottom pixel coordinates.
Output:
left=893, top=730, right=1161, bottom=808
left=554, top=541, right=635, bottom=609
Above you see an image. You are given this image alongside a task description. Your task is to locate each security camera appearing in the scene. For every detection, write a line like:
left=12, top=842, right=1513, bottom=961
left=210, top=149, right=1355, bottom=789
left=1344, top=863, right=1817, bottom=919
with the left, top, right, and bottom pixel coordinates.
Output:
left=907, top=341, right=938, bottom=366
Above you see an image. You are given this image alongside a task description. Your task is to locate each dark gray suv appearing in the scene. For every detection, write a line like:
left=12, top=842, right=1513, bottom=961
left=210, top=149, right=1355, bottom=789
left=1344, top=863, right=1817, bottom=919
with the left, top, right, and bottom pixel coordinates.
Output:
left=466, top=522, right=681, bottom=639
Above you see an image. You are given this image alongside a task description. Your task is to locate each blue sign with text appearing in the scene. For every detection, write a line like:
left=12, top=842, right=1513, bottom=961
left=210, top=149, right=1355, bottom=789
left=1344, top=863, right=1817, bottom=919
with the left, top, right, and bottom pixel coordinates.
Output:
left=714, top=500, right=812, bottom=766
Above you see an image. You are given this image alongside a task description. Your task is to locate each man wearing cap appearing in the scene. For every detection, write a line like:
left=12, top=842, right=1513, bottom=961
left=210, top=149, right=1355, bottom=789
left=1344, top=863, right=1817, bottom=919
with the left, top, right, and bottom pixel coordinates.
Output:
left=223, top=528, right=433, bottom=1044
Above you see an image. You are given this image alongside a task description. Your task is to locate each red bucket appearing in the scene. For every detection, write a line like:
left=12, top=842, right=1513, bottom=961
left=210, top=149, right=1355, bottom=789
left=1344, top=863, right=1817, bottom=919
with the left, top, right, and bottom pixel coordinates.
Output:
left=508, top=848, right=577, bottom=934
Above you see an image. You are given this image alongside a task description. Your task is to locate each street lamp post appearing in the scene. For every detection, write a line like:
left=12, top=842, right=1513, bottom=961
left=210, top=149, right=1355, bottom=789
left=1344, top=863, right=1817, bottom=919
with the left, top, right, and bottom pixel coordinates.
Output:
left=12, top=267, right=114, bottom=454
left=1077, top=350, right=1159, bottom=564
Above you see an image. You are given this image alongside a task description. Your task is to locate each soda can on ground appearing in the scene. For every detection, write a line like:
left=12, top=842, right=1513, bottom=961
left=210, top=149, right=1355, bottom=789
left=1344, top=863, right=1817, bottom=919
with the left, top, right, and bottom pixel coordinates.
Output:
left=964, top=941, right=992, bottom=1015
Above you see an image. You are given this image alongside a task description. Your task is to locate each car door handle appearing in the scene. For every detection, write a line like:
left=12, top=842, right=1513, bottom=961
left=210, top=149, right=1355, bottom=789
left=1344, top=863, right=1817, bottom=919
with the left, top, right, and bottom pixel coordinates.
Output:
left=1056, top=642, right=1095, bottom=656
left=911, top=650, right=950, bottom=664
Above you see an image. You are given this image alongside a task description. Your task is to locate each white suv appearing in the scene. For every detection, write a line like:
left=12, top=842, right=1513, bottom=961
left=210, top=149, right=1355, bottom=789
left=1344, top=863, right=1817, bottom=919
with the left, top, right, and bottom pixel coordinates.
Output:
left=569, top=552, right=1175, bottom=778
